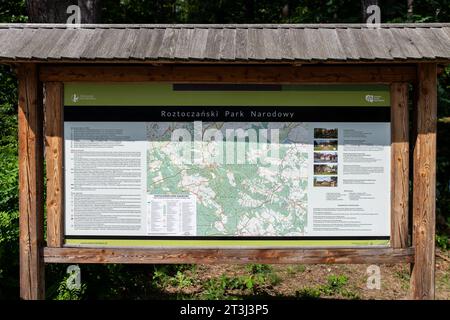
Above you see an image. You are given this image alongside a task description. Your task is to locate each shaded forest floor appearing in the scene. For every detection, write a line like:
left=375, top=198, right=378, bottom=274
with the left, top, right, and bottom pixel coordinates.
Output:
left=145, top=248, right=449, bottom=300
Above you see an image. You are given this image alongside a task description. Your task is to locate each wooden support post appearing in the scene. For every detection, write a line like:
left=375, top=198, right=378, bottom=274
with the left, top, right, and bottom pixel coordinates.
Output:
left=410, top=64, right=437, bottom=300
left=45, top=82, right=64, bottom=247
left=390, top=83, right=409, bottom=248
left=18, top=64, right=45, bottom=300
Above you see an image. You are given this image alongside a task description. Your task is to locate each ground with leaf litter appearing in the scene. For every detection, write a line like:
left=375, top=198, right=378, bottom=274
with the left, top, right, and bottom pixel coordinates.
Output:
left=149, top=249, right=449, bottom=300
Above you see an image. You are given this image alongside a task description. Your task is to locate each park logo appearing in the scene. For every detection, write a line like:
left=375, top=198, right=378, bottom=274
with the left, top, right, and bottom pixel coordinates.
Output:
left=71, top=93, right=96, bottom=103
left=71, top=93, right=79, bottom=103
left=365, top=94, right=385, bottom=103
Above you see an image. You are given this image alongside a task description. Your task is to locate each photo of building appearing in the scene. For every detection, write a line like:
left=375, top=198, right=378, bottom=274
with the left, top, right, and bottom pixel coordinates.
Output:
left=314, top=152, right=338, bottom=163
left=314, top=128, right=338, bottom=139
left=313, top=176, right=338, bottom=187
left=314, top=164, right=338, bottom=175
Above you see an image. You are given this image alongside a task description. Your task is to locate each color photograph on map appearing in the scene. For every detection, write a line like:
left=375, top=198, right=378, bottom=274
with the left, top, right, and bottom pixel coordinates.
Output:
left=314, top=128, right=338, bottom=139
left=314, top=164, right=338, bottom=175
left=313, top=176, right=338, bottom=187
left=313, top=139, right=338, bottom=151
left=314, top=152, right=338, bottom=163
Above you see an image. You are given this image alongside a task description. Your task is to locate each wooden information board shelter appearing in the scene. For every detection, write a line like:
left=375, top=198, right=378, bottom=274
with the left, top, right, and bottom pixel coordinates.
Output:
left=1, top=23, right=449, bottom=300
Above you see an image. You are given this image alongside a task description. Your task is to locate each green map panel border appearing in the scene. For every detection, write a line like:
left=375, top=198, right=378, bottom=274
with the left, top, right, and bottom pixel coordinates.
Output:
left=65, top=84, right=390, bottom=107
left=65, top=239, right=390, bottom=247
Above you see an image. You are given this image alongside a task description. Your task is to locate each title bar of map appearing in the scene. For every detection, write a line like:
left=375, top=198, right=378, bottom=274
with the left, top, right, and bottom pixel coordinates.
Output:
left=64, top=84, right=390, bottom=107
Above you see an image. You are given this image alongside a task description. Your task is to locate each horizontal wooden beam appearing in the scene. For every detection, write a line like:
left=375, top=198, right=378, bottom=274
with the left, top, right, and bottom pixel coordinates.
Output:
left=39, top=65, right=417, bottom=83
left=44, top=247, right=414, bottom=264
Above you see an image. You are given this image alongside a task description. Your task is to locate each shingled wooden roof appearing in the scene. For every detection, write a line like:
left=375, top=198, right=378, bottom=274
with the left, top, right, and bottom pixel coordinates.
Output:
left=1, top=23, right=449, bottom=63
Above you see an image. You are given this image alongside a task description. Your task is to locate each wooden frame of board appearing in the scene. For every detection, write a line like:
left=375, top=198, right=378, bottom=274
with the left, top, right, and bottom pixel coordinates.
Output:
left=16, top=63, right=436, bottom=300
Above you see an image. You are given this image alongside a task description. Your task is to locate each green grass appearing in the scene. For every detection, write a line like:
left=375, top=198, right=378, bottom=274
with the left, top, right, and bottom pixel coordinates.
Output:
left=437, top=271, right=450, bottom=294
left=200, top=275, right=246, bottom=300
left=152, top=265, right=196, bottom=289
left=320, top=275, right=349, bottom=295
left=436, top=234, right=449, bottom=250
left=296, top=286, right=322, bottom=299
left=295, top=274, right=359, bottom=300
left=169, top=271, right=193, bottom=289
left=394, top=269, right=410, bottom=282
left=246, top=264, right=273, bottom=275
left=197, top=265, right=283, bottom=299
left=286, top=265, right=306, bottom=275
left=393, top=268, right=411, bottom=291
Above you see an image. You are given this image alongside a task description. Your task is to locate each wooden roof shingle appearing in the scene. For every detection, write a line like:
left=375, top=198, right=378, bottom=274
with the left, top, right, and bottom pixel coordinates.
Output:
left=0, top=23, right=449, bottom=63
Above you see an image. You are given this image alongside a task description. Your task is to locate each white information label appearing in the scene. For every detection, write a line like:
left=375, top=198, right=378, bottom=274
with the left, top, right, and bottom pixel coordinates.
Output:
left=307, top=122, right=390, bottom=237
left=147, top=195, right=197, bottom=236
left=64, top=122, right=147, bottom=236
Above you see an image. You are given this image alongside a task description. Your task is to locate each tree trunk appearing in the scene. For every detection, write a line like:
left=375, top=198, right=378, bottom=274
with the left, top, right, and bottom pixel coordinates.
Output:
left=361, top=0, right=379, bottom=22
left=26, top=0, right=101, bottom=23
left=27, top=0, right=72, bottom=23
left=407, top=0, right=414, bottom=19
left=78, top=0, right=102, bottom=23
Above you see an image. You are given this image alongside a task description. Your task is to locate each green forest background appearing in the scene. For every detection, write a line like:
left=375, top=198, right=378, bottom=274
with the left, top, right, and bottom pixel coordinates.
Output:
left=0, top=0, right=449, bottom=300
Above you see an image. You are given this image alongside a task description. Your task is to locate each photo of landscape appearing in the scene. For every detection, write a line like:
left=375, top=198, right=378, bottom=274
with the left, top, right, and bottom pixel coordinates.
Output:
left=314, top=139, right=338, bottom=151
left=314, top=128, right=338, bottom=139
left=313, top=176, right=338, bottom=187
